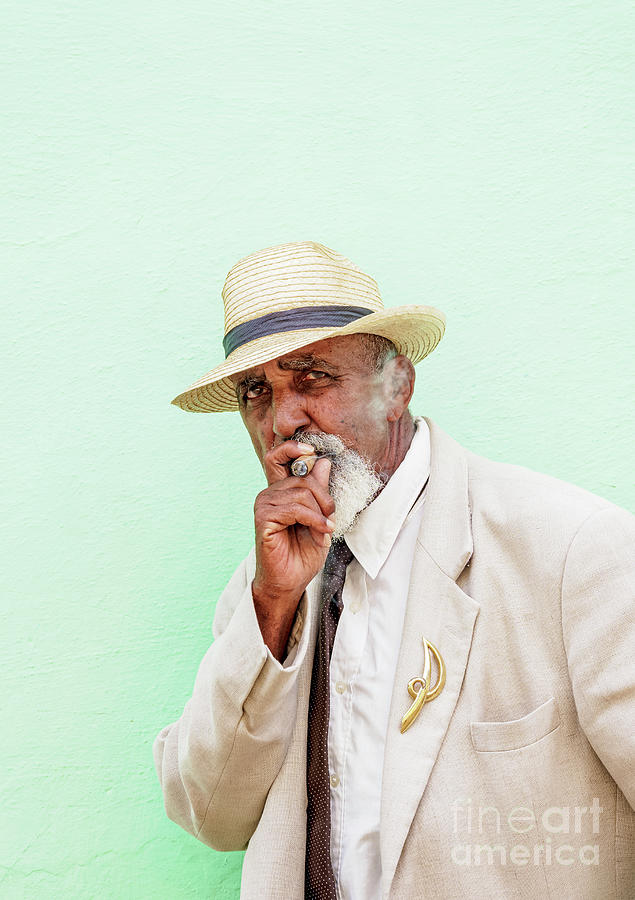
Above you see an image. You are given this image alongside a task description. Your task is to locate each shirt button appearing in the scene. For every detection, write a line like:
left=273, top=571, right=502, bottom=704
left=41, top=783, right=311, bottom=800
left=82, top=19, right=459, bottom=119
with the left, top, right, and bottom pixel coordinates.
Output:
left=349, top=599, right=361, bottom=614
left=330, top=774, right=340, bottom=788
left=335, top=681, right=347, bottom=694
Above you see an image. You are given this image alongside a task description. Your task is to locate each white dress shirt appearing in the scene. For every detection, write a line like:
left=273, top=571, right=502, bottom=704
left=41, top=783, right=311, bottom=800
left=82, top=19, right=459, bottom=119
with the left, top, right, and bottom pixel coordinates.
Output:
left=327, top=417, right=431, bottom=900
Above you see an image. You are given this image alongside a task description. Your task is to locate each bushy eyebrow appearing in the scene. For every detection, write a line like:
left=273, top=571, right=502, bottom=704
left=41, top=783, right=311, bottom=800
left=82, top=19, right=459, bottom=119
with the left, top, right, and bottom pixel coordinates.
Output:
left=277, top=354, right=333, bottom=372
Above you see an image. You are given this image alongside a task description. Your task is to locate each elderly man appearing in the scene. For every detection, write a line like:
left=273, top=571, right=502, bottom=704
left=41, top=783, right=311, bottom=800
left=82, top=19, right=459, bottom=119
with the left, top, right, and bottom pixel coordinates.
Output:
left=153, top=241, right=634, bottom=899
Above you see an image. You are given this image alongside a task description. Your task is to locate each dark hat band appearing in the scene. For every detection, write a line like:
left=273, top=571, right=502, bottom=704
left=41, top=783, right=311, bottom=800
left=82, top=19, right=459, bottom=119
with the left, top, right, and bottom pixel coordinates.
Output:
left=222, top=305, right=374, bottom=358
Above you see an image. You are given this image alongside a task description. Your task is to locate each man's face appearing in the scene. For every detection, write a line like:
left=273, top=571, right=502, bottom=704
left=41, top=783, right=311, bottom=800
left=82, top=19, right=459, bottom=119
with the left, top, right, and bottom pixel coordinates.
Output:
left=230, top=334, right=410, bottom=475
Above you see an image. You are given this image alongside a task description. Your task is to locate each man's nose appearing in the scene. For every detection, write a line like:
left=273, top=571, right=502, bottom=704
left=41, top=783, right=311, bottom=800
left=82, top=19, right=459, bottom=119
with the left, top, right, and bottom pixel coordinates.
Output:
left=271, top=388, right=311, bottom=442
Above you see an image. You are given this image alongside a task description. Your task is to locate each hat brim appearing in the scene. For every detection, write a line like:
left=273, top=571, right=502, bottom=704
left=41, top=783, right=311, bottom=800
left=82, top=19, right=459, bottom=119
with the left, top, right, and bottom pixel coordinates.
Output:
left=171, top=304, right=446, bottom=412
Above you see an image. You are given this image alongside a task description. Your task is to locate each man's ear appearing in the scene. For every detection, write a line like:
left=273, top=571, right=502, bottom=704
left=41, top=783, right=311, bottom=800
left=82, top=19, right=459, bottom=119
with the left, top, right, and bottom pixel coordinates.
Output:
left=383, top=356, right=415, bottom=422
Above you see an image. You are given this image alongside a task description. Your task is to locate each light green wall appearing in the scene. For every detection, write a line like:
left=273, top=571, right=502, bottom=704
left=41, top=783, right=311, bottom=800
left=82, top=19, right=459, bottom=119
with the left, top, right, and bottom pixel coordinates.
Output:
left=3, top=1, right=633, bottom=897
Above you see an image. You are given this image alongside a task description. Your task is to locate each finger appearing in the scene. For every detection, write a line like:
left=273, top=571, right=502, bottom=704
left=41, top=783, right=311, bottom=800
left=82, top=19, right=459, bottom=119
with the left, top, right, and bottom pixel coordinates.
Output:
left=298, top=523, right=333, bottom=551
left=301, top=459, right=335, bottom=517
left=310, top=457, right=332, bottom=489
left=264, top=440, right=317, bottom=484
left=291, top=476, right=335, bottom=519
left=261, top=482, right=333, bottom=518
left=268, top=481, right=335, bottom=520
left=259, top=501, right=336, bottom=537
left=269, top=484, right=331, bottom=516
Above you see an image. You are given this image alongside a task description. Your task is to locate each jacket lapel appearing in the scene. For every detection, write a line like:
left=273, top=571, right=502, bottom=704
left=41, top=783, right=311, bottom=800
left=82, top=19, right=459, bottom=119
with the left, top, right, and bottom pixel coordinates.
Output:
left=379, top=419, right=480, bottom=898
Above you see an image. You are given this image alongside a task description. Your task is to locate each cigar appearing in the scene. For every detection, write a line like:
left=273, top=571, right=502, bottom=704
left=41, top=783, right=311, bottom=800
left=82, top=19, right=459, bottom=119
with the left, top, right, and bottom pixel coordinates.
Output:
left=289, top=453, right=335, bottom=477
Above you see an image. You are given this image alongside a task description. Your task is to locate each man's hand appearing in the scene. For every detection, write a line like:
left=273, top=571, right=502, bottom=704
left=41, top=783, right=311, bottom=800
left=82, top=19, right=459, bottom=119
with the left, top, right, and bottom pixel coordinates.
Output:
left=252, top=440, right=336, bottom=661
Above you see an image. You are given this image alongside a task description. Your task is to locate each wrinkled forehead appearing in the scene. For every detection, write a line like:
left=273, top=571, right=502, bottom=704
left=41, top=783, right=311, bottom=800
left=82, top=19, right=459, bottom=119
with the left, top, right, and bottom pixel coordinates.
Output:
left=229, top=334, right=368, bottom=384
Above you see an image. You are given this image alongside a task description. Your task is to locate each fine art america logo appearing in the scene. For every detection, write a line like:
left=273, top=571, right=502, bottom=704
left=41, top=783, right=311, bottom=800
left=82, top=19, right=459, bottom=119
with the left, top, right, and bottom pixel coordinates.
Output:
left=451, top=798, right=602, bottom=867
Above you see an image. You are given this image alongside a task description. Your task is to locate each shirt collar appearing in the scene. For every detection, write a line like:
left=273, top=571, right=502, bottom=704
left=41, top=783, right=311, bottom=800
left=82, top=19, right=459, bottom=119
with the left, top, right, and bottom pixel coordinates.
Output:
left=344, top=417, right=430, bottom=579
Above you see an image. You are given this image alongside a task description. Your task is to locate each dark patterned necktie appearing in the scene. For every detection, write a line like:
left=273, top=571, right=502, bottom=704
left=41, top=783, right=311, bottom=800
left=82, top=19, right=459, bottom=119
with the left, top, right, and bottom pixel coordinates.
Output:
left=305, top=538, right=355, bottom=900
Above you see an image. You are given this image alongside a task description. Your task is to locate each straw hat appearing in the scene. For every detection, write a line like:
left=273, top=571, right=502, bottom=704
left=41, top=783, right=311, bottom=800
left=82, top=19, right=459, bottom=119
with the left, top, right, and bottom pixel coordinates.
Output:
left=171, top=241, right=446, bottom=412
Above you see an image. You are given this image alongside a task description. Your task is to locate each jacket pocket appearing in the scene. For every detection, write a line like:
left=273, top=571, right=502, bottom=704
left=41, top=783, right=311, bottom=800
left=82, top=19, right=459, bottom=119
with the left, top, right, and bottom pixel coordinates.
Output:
left=470, top=697, right=560, bottom=752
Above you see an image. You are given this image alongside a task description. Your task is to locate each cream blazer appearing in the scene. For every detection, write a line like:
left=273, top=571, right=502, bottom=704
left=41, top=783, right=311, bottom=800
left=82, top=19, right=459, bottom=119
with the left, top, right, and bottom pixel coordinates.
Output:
left=153, top=418, right=635, bottom=899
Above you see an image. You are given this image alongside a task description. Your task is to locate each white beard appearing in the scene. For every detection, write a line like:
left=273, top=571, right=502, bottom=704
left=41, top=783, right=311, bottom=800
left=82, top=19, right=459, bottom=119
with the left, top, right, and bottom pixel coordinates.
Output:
left=293, top=430, right=382, bottom=540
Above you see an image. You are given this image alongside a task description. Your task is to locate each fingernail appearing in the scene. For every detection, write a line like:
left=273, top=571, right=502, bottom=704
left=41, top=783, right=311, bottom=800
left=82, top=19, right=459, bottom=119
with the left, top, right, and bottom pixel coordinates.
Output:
left=323, top=533, right=332, bottom=547
left=298, top=443, right=314, bottom=452
left=326, top=518, right=335, bottom=529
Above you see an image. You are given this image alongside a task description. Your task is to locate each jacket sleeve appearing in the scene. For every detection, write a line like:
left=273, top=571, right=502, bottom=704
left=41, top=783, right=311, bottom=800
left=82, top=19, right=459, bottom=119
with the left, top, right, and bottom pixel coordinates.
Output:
left=152, top=549, right=312, bottom=851
left=561, top=504, right=635, bottom=808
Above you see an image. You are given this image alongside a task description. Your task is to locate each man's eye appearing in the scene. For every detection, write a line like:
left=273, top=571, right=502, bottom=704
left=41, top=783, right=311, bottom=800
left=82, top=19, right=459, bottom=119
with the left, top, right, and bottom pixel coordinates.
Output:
left=304, top=370, right=329, bottom=382
left=244, top=384, right=267, bottom=400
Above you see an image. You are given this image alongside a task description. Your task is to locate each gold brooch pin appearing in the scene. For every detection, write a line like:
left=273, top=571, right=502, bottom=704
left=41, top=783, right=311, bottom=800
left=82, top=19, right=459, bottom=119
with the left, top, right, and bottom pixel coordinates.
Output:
left=400, top=637, right=446, bottom=733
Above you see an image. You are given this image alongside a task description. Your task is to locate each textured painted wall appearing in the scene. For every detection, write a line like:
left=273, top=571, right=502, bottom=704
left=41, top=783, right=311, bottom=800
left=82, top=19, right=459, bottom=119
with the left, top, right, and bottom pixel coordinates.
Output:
left=3, top=1, right=633, bottom=897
